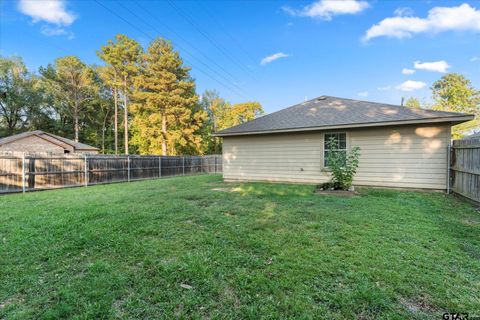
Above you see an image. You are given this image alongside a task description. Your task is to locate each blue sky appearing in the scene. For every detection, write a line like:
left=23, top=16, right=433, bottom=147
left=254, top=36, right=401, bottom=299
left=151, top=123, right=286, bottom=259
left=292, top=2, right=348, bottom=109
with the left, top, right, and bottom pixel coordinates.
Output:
left=1, top=0, right=479, bottom=113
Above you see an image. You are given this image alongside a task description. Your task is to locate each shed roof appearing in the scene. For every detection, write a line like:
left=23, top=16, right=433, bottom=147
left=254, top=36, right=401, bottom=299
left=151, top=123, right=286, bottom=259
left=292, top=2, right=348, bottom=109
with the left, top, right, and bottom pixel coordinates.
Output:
left=0, top=130, right=99, bottom=151
left=215, top=96, right=474, bottom=136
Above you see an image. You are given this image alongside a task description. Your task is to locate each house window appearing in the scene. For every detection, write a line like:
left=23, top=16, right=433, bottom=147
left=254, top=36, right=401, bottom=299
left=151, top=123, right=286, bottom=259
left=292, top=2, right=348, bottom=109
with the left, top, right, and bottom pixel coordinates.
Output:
left=324, top=132, right=347, bottom=167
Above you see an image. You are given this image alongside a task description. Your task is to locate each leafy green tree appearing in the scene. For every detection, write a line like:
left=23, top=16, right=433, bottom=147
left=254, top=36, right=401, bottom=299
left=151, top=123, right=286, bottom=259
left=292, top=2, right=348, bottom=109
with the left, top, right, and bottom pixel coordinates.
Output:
left=200, top=90, right=229, bottom=153
left=432, top=73, right=480, bottom=138
left=199, top=90, right=264, bottom=154
left=0, top=56, right=43, bottom=136
left=201, top=90, right=225, bottom=131
left=84, top=67, right=115, bottom=153
left=215, top=101, right=264, bottom=130
left=40, top=56, right=97, bottom=142
left=98, top=34, right=142, bottom=154
left=405, top=97, right=421, bottom=109
left=131, top=38, right=204, bottom=155
left=230, top=102, right=264, bottom=125
left=325, top=137, right=360, bottom=190
left=38, top=66, right=75, bottom=137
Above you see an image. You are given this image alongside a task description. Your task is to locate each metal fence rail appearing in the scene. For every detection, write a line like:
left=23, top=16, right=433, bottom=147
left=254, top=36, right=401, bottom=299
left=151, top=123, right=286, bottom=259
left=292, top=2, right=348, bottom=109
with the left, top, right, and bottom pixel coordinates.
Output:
left=450, top=137, right=480, bottom=204
left=0, top=154, right=222, bottom=194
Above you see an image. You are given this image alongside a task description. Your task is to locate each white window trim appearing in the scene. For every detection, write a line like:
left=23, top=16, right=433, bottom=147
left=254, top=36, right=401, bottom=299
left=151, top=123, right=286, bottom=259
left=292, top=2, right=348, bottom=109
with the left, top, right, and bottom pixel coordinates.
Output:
left=322, top=131, right=349, bottom=169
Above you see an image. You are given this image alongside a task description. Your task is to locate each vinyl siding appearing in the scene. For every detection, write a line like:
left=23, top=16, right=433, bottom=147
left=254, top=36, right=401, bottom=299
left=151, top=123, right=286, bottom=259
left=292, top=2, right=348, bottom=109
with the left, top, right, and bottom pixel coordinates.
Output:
left=222, top=124, right=450, bottom=189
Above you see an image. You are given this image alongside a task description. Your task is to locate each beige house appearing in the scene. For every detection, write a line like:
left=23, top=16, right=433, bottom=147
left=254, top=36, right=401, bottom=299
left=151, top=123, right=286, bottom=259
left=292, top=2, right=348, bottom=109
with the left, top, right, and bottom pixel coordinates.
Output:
left=0, top=130, right=99, bottom=154
left=215, top=96, right=474, bottom=190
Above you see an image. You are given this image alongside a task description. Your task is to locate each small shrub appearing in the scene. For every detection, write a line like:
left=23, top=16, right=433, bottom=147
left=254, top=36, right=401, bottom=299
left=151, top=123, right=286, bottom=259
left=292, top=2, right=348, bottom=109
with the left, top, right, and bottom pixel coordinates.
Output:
left=325, top=137, right=360, bottom=190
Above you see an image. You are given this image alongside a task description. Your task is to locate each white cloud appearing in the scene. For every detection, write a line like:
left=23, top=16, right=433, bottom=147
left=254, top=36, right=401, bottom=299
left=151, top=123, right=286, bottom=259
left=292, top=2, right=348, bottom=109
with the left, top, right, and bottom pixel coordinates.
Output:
left=40, top=25, right=74, bottom=39
left=357, top=91, right=369, bottom=97
left=363, top=3, right=480, bottom=41
left=402, top=68, right=415, bottom=75
left=414, top=60, right=450, bottom=73
left=470, top=57, right=480, bottom=62
left=377, top=85, right=392, bottom=91
left=394, top=7, right=414, bottom=17
left=396, top=80, right=427, bottom=92
left=260, top=52, right=290, bottom=66
left=282, top=0, right=369, bottom=20
left=18, top=0, right=76, bottom=26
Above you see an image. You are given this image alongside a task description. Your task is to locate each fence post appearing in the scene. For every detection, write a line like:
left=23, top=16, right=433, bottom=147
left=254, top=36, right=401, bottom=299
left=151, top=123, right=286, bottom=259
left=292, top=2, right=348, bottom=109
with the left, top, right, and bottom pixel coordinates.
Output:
left=84, top=154, right=89, bottom=186
left=214, top=156, right=217, bottom=174
left=158, top=156, right=162, bottom=178
left=446, top=143, right=451, bottom=194
left=127, top=155, right=131, bottom=182
left=182, top=156, right=185, bottom=176
left=22, top=154, right=26, bottom=193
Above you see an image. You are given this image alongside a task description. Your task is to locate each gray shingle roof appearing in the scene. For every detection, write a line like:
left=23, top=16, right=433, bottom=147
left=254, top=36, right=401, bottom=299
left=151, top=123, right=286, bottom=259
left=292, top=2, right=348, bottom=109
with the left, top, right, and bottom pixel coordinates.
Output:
left=0, top=130, right=98, bottom=150
left=44, top=132, right=98, bottom=150
left=215, top=96, right=474, bottom=136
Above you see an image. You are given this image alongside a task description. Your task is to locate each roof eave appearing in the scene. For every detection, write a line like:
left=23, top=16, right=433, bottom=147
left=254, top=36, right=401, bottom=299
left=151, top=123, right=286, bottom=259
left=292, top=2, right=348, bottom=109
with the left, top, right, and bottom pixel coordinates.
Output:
left=214, top=115, right=475, bottom=137
left=75, top=148, right=99, bottom=151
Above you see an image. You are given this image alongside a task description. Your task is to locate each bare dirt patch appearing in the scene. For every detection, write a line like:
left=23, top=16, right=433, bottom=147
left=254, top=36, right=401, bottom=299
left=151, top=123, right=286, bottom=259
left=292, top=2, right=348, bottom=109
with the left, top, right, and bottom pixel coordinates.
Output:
left=314, top=189, right=359, bottom=197
left=399, top=297, right=439, bottom=316
left=211, top=187, right=233, bottom=192
left=223, top=285, right=241, bottom=309
left=461, top=218, right=480, bottom=226
left=211, top=187, right=242, bottom=193
left=0, top=295, right=24, bottom=310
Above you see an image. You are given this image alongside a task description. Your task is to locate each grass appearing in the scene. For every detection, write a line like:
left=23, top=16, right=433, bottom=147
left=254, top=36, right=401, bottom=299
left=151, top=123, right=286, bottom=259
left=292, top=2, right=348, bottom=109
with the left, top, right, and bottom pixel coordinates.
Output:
left=0, top=174, right=479, bottom=319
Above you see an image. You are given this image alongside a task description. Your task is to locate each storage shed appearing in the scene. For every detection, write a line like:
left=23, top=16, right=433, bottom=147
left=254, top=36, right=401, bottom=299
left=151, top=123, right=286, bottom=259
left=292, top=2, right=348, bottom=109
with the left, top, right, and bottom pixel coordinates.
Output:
left=0, top=130, right=99, bottom=154
left=215, top=96, right=474, bottom=190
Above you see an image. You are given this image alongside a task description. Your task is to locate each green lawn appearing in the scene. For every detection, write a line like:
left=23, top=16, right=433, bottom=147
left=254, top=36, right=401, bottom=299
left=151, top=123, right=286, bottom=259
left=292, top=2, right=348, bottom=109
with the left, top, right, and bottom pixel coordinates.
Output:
left=1, top=175, right=479, bottom=319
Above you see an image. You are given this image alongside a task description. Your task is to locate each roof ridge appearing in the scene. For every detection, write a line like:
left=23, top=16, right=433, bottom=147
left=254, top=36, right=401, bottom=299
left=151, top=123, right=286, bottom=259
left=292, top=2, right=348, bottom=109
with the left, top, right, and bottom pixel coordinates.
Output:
left=41, top=131, right=75, bottom=145
left=45, top=132, right=99, bottom=150
left=324, top=95, right=471, bottom=116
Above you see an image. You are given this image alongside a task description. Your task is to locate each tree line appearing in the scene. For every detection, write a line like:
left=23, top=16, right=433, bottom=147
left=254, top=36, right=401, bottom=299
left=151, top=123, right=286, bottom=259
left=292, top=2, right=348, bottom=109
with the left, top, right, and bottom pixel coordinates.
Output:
left=0, top=34, right=263, bottom=155
left=1, top=33, right=478, bottom=151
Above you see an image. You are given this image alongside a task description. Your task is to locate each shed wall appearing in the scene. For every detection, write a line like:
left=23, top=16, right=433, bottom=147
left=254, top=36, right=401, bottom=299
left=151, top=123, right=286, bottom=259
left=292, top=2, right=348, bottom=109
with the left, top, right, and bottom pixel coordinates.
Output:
left=0, top=136, right=66, bottom=154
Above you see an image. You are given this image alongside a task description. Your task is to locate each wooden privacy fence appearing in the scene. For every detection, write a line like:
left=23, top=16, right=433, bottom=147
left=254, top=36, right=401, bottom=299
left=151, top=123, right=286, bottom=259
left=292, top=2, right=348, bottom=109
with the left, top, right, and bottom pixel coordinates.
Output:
left=450, top=137, right=480, bottom=204
left=0, top=154, right=222, bottom=194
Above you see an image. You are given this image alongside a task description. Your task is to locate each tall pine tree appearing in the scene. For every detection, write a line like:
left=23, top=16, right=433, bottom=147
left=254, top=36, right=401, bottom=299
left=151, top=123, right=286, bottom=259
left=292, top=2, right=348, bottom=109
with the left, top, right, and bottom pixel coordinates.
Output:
left=131, top=38, right=205, bottom=155
left=98, top=34, right=141, bottom=154
left=96, top=64, right=120, bottom=154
